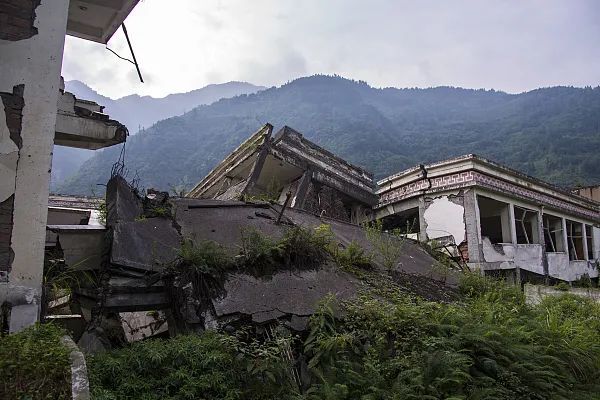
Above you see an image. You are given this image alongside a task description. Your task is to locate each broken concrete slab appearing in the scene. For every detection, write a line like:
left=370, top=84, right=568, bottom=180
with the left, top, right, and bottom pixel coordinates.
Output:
left=47, top=225, right=106, bottom=270
left=120, top=310, right=168, bottom=342
left=77, top=328, right=110, bottom=354
left=110, top=218, right=180, bottom=272
left=212, top=266, right=359, bottom=324
left=106, top=176, right=142, bottom=226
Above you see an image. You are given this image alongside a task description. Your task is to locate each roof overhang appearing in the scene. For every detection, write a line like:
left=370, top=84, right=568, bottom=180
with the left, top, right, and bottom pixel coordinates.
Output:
left=66, top=0, right=140, bottom=44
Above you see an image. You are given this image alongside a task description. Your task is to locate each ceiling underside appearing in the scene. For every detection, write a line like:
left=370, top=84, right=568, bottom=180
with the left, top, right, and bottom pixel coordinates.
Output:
left=66, top=0, right=139, bottom=44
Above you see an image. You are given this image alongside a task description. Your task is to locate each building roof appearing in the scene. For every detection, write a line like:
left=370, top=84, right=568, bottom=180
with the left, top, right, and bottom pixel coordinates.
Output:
left=67, top=0, right=139, bottom=44
left=377, top=154, right=600, bottom=219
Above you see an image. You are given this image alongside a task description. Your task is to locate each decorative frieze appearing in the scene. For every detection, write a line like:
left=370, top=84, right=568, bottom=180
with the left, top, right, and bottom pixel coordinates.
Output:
left=378, top=170, right=598, bottom=222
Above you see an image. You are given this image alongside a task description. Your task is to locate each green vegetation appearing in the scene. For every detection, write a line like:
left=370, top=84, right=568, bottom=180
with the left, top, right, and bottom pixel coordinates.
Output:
left=365, top=219, right=407, bottom=270
left=331, top=240, right=373, bottom=270
left=0, top=323, right=71, bottom=400
left=89, top=272, right=600, bottom=399
left=97, top=199, right=107, bottom=225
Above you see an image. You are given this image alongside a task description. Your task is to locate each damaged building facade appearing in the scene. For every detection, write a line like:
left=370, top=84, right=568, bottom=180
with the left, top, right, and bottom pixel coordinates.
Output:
left=1, top=0, right=137, bottom=332
left=377, top=155, right=600, bottom=283
left=187, top=124, right=378, bottom=224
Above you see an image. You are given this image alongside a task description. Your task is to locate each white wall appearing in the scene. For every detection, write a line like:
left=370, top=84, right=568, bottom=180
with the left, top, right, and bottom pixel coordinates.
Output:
left=481, top=237, right=545, bottom=274
left=0, top=0, right=70, bottom=332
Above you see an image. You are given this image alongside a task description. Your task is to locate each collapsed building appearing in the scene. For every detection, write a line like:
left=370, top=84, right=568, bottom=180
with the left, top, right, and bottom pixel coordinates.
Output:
left=376, top=154, right=600, bottom=283
left=46, top=174, right=448, bottom=351
left=186, top=124, right=378, bottom=224
left=1, top=0, right=139, bottom=333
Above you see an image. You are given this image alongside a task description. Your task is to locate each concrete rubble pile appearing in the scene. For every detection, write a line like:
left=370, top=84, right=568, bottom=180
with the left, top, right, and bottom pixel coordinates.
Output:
left=51, top=174, right=453, bottom=352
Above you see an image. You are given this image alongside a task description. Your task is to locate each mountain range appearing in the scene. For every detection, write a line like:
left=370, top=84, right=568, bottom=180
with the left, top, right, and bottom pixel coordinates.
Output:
left=51, top=80, right=265, bottom=188
left=56, top=75, right=600, bottom=196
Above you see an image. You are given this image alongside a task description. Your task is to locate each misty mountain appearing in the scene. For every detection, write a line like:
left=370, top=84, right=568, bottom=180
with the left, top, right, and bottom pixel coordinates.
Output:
left=50, top=80, right=266, bottom=188
left=56, top=75, right=600, bottom=196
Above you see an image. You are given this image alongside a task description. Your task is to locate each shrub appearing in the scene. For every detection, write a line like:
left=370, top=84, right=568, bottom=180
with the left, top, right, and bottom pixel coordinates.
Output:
left=279, top=225, right=332, bottom=269
left=177, top=238, right=232, bottom=279
left=239, top=227, right=284, bottom=275
left=364, top=219, right=406, bottom=269
left=332, top=240, right=372, bottom=270
left=89, top=331, right=297, bottom=400
left=0, top=323, right=71, bottom=400
left=88, top=278, right=600, bottom=400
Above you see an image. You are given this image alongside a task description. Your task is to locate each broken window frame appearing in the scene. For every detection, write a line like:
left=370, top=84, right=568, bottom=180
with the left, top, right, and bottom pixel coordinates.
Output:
left=542, top=214, right=564, bottom=253
left=565, top=220, right=584, bottom=261
left=513, top=206, right=539, bottom=245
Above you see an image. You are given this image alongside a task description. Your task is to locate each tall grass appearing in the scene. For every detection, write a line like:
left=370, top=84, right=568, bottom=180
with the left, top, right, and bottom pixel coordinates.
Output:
left=89, top=273, right=600, bottom=399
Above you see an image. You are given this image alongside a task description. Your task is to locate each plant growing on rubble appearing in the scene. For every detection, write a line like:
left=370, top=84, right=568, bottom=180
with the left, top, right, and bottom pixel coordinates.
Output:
left=364, top=219, right=407, bottom=270
left=239, top=226, right=285, bottom=275
left=331, top=240, right=372, bottom=270
left=238, top=225, right=334, bottom=274
left=280, top=225, right=332, bottom=269
left=97, top=199, right=107, bottom=225
left=177, top=239, right=232, bottom=278
left=171, top=239, right=233, bottom=310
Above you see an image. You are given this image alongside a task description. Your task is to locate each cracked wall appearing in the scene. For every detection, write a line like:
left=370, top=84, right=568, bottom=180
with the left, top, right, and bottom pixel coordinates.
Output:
left=0, top=0, right=69, bottom=332
left=0, top=0, right=41, bottom=41
left=0, top=85, right=23, bottom=281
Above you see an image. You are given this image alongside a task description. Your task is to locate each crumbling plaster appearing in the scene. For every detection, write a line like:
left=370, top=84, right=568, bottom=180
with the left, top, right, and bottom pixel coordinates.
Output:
left=481, top=237, right=544, bottom=274
left=0, top=0, right=70, bottom=331
left=547, top=256, right=598, bottom=282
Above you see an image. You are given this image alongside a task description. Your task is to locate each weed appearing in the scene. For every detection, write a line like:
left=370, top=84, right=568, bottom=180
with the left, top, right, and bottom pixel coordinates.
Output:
left=0, top=323, right=71, bottom=400
left=332, top=240, right=372, bottom=270
left=239, top=226, right=284, bottom=275
left=364, top=219, right=406, bottom=269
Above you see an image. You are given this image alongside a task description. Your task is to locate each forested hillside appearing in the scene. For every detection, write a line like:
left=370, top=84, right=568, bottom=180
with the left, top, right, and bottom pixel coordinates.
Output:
left=57, top=75, right=600, bottom=195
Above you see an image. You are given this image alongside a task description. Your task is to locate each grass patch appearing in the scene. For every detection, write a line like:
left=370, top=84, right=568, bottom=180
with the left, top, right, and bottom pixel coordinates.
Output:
left=0, top=323, right=71, bottom=400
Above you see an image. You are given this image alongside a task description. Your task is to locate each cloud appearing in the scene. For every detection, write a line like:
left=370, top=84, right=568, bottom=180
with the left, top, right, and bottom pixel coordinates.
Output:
left=61, top=0, right=600, bottom=98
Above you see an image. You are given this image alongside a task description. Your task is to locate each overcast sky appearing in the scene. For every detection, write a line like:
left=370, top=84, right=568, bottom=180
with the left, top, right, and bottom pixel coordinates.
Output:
left=62, top=0, right=600, bottom=99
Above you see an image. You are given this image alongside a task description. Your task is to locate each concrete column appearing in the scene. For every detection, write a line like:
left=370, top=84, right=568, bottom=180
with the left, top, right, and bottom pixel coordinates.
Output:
left=561, top=218, right=570, bottom=260
left=539, top=207, right=549, bottom=282
left=508, top=203, right=517, bottom=244
left=417, top=196, right=428, bottom=242
left=463, top=189, right=482, bottom=264
left=508, top=203, right=520, bottom=284
left=582, top=223, right=589, bottom=260
left=0, top=0, right=70, bottom=332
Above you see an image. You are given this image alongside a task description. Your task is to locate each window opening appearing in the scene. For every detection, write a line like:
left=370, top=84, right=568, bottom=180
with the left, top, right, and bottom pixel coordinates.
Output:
left=477, top=196, right=511, bottom=244
left=381, top=207, right=420, bottom=234
left=542, top=214, right=564, bottom=252
left=566, top=220, right=584, bottom=261
left=514, top=206, right=539, bottom=244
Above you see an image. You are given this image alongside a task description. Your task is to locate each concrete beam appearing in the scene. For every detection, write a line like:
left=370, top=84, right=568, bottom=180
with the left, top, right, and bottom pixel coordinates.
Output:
left=54, top=91, right=127, bottom=150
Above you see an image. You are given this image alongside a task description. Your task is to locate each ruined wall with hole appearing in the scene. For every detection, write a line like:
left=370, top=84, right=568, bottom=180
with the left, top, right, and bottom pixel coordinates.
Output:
left=0, top=0, right=41, bottom=41
left=422, top=193, right=466, bottom=246
left=0, top=0, right=69, bottom=332
left=302, top=181, right=352, bottom=222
